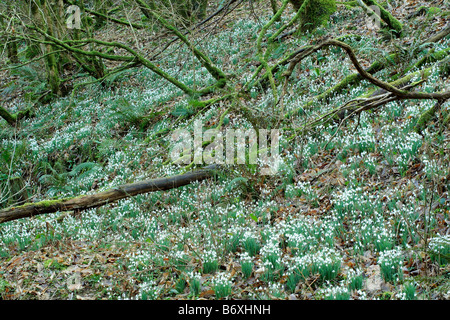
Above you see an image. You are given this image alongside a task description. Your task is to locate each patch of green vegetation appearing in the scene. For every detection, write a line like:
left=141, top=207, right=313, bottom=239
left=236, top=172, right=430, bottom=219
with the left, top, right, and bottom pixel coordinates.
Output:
left=0, top=276, right=12, bottom=291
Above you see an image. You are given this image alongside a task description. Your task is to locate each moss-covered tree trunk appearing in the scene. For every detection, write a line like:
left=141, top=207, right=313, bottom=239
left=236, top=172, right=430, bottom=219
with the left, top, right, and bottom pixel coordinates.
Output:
left=31, top=0, right=63, bottom=97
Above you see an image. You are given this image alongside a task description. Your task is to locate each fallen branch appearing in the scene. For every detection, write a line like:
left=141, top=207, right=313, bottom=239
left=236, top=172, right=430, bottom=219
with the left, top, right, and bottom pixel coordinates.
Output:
left=285, top=53, right=449, bottom=140
left=283, top=24, right=450, bottom=114
left=422, top=23, right=450, bottom=44
left=0, top=165, right=220, bottom=224
left=148, top=0, right=244, bottom=60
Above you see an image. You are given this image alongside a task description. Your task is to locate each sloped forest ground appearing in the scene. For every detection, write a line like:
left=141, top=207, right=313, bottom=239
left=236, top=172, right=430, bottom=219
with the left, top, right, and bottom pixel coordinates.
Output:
left=0, top=0, right=449, bottom=300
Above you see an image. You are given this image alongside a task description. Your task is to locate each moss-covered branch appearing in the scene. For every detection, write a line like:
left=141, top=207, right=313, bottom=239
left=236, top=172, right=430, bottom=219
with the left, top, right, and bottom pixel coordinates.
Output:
left=361, top=0, right=403, bottom=36
left=0, top=105, right=17, bottom=126
left=29, top=25, right=196, bottom=95
left=414, top=100, right=445, bottom=134
left=284, top=48, right=448, bottom=137
left=0, top=165, right=219, bottom=224
left=398, top=48, right=450, bottom=78
left=0, top=105, right=32, bottom=126
left=134, top=0, right=227, bottom=86
left=284, top=25, right=450, bottom=116
left=84, top=6, right=146, bottom=29
left=255, top=0, right=291, bottom=101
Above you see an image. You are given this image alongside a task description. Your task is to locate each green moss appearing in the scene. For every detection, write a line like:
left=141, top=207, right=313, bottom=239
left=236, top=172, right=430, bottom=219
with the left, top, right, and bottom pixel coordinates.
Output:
left=362, top=0, right=402, bottom=36
left=336, top=1, right=358, bottom=8
left=399, top=48, right=450, bottom=78
left=414, top=102, right=440, bottom=134
left=0, top=106, right=17, bottom=126
left=11, top=197, right=73, bottom=210
left=295, top=0, right=337, bottom=32
left=39, top=199, right=66, bottom=207
left=427, top=7, right=441, bottom=15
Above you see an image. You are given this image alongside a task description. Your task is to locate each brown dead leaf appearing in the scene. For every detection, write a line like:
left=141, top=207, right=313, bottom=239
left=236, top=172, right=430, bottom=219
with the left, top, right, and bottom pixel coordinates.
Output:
left=199, top=289, right=215, bottom=298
